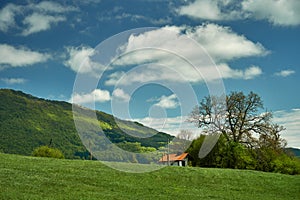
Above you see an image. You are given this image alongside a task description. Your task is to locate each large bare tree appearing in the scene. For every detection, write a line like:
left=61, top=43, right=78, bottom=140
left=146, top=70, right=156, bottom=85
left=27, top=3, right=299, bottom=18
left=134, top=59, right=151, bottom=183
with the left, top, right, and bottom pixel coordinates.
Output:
left=188, top=91, right=285, bottom=148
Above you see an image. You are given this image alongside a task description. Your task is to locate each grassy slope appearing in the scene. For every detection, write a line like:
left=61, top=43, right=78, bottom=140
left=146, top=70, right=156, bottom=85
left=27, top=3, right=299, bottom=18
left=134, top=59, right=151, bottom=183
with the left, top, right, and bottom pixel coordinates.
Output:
left=0, top=89, right=172, bottom=159
left=1, top=153, right=299, bottom=200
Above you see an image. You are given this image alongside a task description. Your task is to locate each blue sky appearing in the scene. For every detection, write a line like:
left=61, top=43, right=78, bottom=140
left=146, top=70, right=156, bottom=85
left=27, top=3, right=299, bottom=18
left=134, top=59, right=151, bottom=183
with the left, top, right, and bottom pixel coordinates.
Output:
left=0, top=0, right=299, bottom=148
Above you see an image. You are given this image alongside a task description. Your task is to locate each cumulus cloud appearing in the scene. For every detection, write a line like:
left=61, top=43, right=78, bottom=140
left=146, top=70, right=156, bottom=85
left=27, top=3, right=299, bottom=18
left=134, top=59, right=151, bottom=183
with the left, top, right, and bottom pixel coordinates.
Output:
left=115, top=24, right=268, bottom=63
left=21, top=1, right=78, bottom=35
left=274, top=69, right=295, bottom=77
left=152, top=94, right=179, bottom=109
left=187, top=23, right=269, bottom=62
left=105, top=71, right=126, bottom=86
left=71, top=89, right=111, bottom=104
left=64, top=46, right=106, bottom=76
left=242, top=0, right=300, bottom=26
left=178, top=0, right=221, bottom=20
left=244, top=66, right=263, bottom=79
left=217, top=64, right=262, bottom=80
left=273, top=109, right=300, bottom=148
left=112, top=88, right=130, bottom=102
left=1, top=78, right=27, bottom=84
left=107, top=64, right=192, bottom=85
left=106, top=63, right=262, bottom=86
left=0, top=44, right=50, bottom=68
left=0, top=4, right=20, bottom=32
left=22, top=13, right=66, bottom=36
left=0, top=1, right=78, bottom=35
left=133, top=115, right=200, bottom=137
left=107, top=25, right=264, bottom=85
left=177, top=0, right=242, bottom=21
left=177, top=0, right=300, bottom=26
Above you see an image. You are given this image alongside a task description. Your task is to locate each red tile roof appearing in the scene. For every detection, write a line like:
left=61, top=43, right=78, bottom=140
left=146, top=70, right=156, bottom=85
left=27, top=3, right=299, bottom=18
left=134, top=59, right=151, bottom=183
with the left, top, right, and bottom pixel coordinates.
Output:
left=159, top=153, right=188, bottom=162
left=175, top=152, right=189, bottom=160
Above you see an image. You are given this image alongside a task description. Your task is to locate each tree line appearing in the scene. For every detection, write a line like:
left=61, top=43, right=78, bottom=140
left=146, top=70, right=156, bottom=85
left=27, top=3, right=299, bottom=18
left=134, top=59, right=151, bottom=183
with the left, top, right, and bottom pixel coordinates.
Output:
left=184, top=91, right=300, bottom=175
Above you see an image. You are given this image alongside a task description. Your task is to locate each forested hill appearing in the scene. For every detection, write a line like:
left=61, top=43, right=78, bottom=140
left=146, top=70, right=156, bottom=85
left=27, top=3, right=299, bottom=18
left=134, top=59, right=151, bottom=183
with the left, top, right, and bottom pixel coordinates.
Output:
left=286, top=148, right=300, bottom=158
left=0, top=89, right=173, bottom=159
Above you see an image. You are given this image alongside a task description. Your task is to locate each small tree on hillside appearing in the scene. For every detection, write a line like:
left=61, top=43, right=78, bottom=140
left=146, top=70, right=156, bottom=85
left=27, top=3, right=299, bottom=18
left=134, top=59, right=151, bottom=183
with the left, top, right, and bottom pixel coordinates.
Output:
left=32, top=146, right=64, bottom=159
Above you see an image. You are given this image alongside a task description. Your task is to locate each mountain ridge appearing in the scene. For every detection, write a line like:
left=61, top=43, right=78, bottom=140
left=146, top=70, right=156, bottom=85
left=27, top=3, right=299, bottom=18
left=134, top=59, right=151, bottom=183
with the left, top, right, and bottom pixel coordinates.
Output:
left=0, top=89, right=173, bottom=160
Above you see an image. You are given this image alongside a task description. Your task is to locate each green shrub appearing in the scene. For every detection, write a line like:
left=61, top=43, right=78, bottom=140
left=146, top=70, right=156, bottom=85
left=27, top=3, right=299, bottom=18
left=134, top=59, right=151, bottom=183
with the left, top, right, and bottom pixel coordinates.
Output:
left=32, top=146, right=64, bottom=159
left=272, top=154, right=300, bottom=175
left=186, top=134, right=300, bottom=175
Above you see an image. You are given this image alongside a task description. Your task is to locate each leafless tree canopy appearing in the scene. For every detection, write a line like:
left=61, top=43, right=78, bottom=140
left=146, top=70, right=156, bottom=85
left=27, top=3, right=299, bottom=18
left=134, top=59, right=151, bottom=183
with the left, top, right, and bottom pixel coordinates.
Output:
left=188, top=91, right=285, bottom=148
left=177, top=129, right=194, bottom=141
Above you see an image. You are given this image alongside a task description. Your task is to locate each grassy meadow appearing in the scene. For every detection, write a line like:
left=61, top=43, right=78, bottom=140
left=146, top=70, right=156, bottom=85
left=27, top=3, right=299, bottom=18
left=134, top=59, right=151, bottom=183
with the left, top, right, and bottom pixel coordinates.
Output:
left=1, top=153, right=299, bottom=200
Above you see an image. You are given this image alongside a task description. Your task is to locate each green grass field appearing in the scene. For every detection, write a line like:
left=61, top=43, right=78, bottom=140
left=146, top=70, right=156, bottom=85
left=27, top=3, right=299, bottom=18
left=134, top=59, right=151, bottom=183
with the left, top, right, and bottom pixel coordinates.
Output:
left=1, top=153, right=299, bottom=200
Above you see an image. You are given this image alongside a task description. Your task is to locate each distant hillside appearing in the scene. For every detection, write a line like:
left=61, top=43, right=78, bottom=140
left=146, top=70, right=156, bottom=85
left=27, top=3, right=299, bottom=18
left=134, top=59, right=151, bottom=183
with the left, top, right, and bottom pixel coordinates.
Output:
left=0, top=89, right=173, bottom=159
left=286, top=148, right=300, bottom=158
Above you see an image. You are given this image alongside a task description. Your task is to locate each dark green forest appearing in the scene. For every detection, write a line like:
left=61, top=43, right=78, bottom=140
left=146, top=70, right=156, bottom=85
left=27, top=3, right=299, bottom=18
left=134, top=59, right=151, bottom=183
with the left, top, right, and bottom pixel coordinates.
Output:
left=0, top=89, right=173, bottom=159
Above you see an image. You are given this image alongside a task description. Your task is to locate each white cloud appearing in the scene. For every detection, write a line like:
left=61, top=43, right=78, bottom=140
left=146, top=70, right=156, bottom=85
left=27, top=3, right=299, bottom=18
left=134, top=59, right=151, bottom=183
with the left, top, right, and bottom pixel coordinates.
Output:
left=71, top=89, right=111, bottom=104
left=177, top=0, right=241, bottom=21
left=1, top=78, right=27, bottom=84
left=108, top=64, right=192, bottom=85
left=22, top=13, right=66, bottom=36
left=152, top=94, right=179, bottom=109
left=112, top=88, right=130, bottom=102
left=275, top=69, right=295, bottom=77
left=242, top=0, right=300, bottom=26
left=244, top=66, right=263, bottom=79
left=177, top=0, right=300, bottom=26
left=106, top=63, right=262, bottom=86
left=187, top=23, right=269, bottom=62
left=180, top=0, right=220, bottom=20
left=105, top=71, right=126, bottom=86
left=115, top=13, right=146, bottom=21
left=273, top=109, right=300, bottom=148
left=115, top=13, right=172, bottom=25
left=115, top=24, right=268, bottom=63
left=149, top=17, right=172, bottom=25
left=0, top=1, right=78, bottom=35
left=217, top=64, right=262, bottom=80
left=133, top=115, right=200, bottom=137
left=64, top=46, right=106, bottom=76
left=32, top=1, right=78, bottom=13
left=0, top=44, right=50, bottom=68
left=108, top=25, right=265, bottom=85
left=0, top=4, right=20, bottom=32
left=65, top=46, right=93, bottom=72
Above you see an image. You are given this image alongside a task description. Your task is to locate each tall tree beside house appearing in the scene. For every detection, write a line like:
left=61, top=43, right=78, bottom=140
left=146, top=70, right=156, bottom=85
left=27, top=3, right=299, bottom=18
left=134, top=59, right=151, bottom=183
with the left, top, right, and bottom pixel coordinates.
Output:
left=188, top=91, right=282, bottom=146
left=187, top=91, right=300, bottom=174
